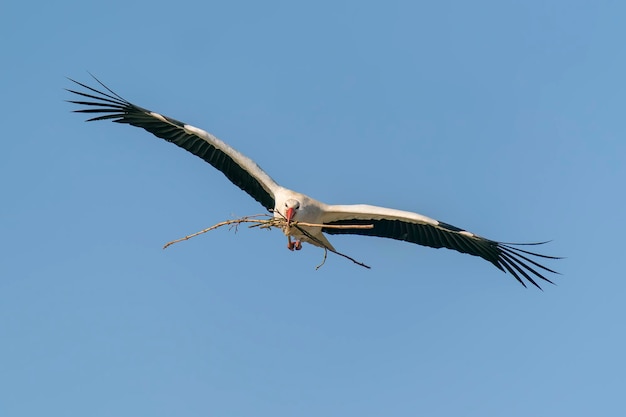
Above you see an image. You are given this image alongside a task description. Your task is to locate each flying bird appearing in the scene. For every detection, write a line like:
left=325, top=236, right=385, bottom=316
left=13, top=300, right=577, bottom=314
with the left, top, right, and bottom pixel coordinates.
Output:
left=67, top=76, right=559, bottom=289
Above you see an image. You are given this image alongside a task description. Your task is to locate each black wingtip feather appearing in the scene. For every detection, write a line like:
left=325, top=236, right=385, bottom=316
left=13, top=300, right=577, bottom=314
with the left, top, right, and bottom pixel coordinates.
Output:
left=498, top=257, right=528, bottom=288
left=495, top=242, right=559, bottom=289
left=500, top=245, right=561, bottom=275
left=499, top=252, right=544, bottom=290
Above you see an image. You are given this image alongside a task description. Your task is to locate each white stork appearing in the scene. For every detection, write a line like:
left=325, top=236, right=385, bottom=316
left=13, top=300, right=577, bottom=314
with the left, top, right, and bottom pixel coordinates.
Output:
left=67, top=76, right=559, bottom=289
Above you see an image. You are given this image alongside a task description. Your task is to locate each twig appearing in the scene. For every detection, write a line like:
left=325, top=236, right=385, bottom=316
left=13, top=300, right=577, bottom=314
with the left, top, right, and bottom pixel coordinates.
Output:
left=162, top=214, right=373, bottom=270
left=315, top=248, right=328, bottom=270
left=292, top=221, right=373, bottom=230
left=163, top=215, right=270, bottom=249
left=292, top=224, right=371, bottom=269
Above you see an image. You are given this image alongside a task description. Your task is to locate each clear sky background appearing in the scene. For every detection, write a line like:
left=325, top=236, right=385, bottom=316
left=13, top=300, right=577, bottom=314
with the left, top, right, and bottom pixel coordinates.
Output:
left=1, top=1, right=624, bottom=416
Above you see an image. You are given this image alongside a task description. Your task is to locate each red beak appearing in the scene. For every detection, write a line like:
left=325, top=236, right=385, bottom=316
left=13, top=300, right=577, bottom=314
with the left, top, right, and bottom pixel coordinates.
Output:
left=285, top=207, right=295, bottom=225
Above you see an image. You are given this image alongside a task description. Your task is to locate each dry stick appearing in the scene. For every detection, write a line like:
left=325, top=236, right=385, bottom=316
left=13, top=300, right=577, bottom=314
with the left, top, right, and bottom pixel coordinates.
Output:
left=316, top=249, right=328, bottom=270
left=292, top=224, right=371, bottom=269
left=162, top=215, right=373, bottom=269
left=163, top=215, right=270, bottom=249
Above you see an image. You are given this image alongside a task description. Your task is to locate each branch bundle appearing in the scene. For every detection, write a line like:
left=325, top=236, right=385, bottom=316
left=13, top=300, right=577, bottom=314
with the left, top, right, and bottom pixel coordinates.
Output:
left=163, top=214, right=373, bottom=269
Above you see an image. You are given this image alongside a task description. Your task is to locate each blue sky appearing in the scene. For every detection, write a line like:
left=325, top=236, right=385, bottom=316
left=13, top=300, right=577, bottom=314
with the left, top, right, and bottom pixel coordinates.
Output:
left=2, top=1, right=625, bottom=416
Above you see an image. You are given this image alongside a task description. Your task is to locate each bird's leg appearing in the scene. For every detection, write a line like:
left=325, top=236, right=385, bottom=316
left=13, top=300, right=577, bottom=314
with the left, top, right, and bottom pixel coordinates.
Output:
left=287, top=236, right=302, bottom=251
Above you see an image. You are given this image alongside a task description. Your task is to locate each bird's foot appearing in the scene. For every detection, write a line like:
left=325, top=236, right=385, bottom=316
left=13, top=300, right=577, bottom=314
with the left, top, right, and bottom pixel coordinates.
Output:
left=287, top=240, right=303, bottom=251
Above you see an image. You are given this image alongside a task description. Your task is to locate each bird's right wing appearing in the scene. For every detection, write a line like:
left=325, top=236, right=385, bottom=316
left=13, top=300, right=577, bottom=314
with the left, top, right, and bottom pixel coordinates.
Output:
left=67, top=76, right=280, bottom=211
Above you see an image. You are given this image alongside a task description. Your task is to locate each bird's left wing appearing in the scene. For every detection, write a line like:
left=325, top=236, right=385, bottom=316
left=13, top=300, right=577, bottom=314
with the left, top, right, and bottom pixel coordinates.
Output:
left=67, top=76, right=279, bottom=211
left=322, top=204, right=559, bottom=289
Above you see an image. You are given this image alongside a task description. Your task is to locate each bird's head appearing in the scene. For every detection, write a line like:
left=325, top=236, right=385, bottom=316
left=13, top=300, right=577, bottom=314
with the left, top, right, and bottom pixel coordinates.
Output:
left=284, top=199, right=300, bottom=225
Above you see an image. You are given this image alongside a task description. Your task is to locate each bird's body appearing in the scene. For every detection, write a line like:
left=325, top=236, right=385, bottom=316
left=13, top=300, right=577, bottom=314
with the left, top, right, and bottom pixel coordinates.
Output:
left=67, top=76, right=559, bottom=288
